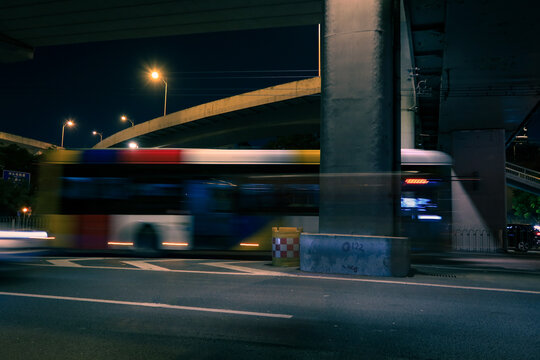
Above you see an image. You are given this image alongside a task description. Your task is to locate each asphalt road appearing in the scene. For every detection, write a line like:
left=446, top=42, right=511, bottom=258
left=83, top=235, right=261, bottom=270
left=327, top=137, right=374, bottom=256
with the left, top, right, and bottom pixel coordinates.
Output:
left=1, top=257, right=539, bottom=360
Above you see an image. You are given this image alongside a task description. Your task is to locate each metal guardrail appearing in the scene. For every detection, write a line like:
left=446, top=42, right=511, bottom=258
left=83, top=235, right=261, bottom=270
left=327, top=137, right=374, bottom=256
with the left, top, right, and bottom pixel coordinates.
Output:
left=453, top=228, right=499, bottom=253
left=0, top=216, right=47, bottom=231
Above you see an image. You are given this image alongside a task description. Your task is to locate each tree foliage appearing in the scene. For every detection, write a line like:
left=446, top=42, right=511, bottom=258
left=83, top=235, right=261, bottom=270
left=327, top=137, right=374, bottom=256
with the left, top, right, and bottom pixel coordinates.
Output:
left=511, top=189, right=540, bottom=224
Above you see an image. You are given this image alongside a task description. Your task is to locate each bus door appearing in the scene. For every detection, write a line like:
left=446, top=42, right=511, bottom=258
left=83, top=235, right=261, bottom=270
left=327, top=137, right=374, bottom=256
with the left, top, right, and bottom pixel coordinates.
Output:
left=185, top=180, right=238, bottom=249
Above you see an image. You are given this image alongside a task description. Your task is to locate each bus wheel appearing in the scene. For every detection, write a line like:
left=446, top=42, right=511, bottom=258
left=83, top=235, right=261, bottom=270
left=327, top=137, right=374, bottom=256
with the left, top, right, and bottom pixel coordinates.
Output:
left=135, top=223, right=160, bottom=255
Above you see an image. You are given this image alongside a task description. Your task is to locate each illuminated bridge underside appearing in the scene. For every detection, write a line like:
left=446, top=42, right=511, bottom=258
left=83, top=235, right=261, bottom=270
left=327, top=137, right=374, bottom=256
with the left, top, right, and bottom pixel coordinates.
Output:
left=0, top=0, right=322, bottom=62
left=94, top=77, right=321, bottom=149
left=0, top=131, right=57, bottom=153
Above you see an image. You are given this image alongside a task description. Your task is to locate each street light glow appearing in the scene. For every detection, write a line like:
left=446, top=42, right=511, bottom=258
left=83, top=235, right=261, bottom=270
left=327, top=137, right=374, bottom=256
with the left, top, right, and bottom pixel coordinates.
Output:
left=61, top=119, right=75, bottom=147
left=121, top=115, right=134, bottom=126
left=149, top=69, right=168, bottom=116
left=128, top=141, right=138, bottom=149
left=92, top=130, right=103, bottom=142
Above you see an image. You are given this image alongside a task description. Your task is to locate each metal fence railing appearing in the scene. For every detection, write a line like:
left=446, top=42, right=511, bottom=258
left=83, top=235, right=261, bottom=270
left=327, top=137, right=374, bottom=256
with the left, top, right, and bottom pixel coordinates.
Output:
left=0, top=216, right=48, bottom=231
left=452, top=228, right=500, bottom=253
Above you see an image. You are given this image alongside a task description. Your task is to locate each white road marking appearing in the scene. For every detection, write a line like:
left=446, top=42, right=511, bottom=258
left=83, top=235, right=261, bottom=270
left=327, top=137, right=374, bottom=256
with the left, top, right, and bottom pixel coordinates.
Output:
left=36, top=262, right=247, bottom=275
left=122, top=260, right=171, bottom=271
left=47, top=259, right=83, bottom=267
left=200, top=261, right=283, bottom=276
left=0, top=291, right=292, bottom=319
left=286, top=273, right=540, bottom=295
left=46, top=258, right=123, bottom=267
left=38, top=258, right=540, bottom=295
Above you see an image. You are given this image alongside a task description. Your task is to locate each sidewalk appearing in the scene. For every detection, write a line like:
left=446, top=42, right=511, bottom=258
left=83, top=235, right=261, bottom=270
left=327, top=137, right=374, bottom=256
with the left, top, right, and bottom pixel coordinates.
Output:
left=411, top=250, right=540, bottom=274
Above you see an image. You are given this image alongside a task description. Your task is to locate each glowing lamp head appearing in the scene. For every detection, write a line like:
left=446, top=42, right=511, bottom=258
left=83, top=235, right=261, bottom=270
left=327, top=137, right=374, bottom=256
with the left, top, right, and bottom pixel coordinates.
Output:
left=21, top=207, right=29, bottom=214
left=66, top=120, right=74, bottom=127
left=92, top=131, right=98, bottom=135
left=121, top=115, right=127, bottom=121
left=128, top=141, right=138, bottom=149
left=151, top=71, right=159, bottom=79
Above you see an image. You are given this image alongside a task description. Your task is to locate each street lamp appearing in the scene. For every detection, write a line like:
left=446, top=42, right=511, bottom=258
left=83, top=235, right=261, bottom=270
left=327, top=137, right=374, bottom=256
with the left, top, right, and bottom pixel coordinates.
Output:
left=128, top=141, right=139, bottom=149
left=150, top=71, right=168, bottom=116
left=121, top=115, right=134, bottom=127
left=61, top=119, right=75, bottom=148
left=92, top=130, right=103, bottom=142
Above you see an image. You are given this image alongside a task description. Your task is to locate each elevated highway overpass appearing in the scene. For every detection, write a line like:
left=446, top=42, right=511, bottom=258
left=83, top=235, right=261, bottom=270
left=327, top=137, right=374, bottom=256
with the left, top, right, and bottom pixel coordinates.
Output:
left=94, top=77, right=320, bottom=149
left=506, top=163, right=540, bottom=197
left=0, top=131, right=57, bottom=154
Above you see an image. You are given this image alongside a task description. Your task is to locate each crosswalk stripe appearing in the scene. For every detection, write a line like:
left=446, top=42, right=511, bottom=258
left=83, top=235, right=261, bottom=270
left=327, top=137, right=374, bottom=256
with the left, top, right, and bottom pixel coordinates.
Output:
left=47, top=259, right=83, bottom=267
left=122, top=260, right=170, bottom=271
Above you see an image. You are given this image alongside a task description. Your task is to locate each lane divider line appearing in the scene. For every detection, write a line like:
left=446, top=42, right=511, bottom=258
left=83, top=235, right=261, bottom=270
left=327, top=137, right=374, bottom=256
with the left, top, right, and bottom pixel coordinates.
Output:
left=36, top=260, right=540, bottom=295
left=283, top=273, right=540, bottom=295
left=0, top=291, right=293, bottom=319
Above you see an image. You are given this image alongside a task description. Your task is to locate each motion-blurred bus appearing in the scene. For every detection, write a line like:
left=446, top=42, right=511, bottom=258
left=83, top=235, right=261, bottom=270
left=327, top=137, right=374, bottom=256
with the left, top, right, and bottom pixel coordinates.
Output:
left=36, top=148, right=452, bottom=253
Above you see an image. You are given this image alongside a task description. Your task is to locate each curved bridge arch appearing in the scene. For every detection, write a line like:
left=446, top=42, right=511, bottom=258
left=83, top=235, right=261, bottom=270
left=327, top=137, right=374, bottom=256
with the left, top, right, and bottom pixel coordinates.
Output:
left=94, top=77, right=321, bottom=149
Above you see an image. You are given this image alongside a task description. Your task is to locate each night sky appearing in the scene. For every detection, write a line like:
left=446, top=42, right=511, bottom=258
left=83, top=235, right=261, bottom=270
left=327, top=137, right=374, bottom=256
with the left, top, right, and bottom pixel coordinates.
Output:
left=1, top=24, right=538, bottom=149
left=0, top=25, right=319, bottom=148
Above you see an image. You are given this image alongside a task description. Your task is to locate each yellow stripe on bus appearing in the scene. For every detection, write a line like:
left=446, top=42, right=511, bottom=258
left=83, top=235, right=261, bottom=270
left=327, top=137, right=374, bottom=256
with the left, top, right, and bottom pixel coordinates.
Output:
left=297, top=150, right=320, bottom=164
left=44, top=150, right=82, bottom=164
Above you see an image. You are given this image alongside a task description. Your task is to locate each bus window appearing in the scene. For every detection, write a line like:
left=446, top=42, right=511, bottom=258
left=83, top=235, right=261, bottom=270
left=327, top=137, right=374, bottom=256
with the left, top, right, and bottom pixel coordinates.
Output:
left=130, top=182, right=187, bottom=215
left=61, top=177, right=128, bottom=214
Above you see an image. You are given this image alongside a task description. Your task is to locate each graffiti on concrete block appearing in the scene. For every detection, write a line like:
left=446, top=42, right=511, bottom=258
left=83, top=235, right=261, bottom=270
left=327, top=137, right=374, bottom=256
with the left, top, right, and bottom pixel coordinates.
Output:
left=342, top=241, right=365, bottom=253
left=342, top=264, right=358, bottom=273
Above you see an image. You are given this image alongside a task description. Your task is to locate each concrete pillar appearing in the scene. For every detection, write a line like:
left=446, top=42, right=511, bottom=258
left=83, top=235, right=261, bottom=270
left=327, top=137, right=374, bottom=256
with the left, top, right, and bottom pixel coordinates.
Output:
left=319, top=0, right=400, bottom=236
left=400, top=0, right=416, bottom=149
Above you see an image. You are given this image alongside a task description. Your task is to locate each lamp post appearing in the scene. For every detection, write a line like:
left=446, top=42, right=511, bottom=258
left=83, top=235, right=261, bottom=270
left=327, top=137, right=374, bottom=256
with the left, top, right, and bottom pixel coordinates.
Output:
left=121, top=115, right=134, bottom=127
left=61, top=119, right=75, bottom=148
left=151, top=71, right=168, bottom=116
left=92, top=130, right=103, bottom=142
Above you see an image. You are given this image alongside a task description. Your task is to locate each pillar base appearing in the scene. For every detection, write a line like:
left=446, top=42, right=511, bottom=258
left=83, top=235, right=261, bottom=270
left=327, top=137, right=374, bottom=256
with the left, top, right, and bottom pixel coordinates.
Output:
left=300, top=233, right=410, bottom=277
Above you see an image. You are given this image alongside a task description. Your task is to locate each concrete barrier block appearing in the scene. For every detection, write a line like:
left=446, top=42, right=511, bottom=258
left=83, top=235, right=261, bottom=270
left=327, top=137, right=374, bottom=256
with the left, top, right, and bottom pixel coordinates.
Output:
left=300, top=233, right=410, bottom=277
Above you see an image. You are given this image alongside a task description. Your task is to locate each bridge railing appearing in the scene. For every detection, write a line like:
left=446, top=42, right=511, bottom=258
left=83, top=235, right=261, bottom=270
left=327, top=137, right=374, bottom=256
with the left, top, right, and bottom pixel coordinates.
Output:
left=505, top=162, right=540, bottom=189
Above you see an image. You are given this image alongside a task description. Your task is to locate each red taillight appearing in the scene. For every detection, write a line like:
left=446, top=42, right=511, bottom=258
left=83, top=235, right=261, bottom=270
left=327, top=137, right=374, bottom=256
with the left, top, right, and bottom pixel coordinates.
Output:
left=404, top=178, right=429, bottom=185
